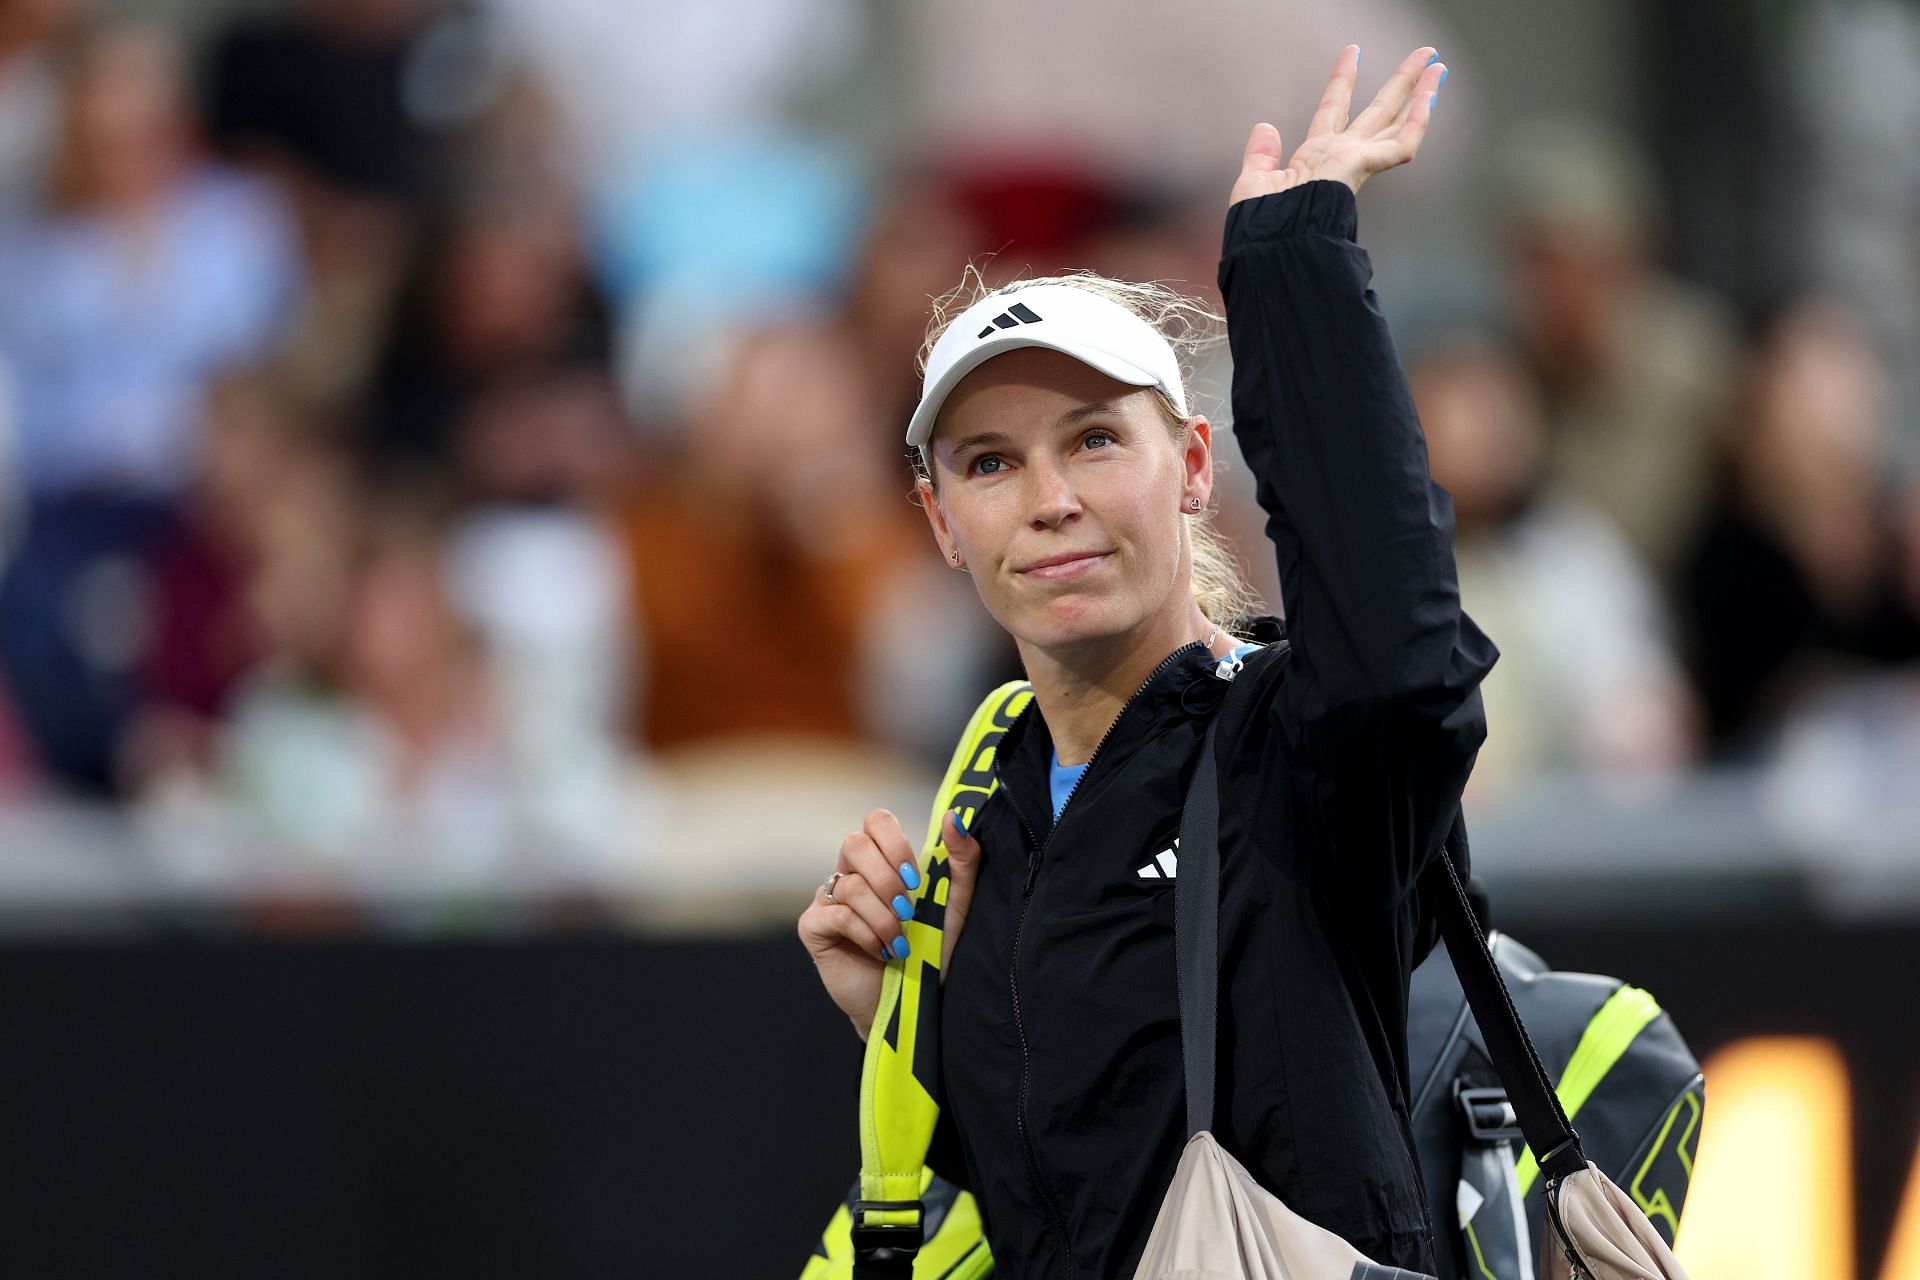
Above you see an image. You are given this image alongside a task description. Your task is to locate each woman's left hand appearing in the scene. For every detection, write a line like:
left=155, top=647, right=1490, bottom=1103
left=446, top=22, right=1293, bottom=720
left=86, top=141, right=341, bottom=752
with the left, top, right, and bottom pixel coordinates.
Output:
left=1230, top=45, right=1447, bottom=207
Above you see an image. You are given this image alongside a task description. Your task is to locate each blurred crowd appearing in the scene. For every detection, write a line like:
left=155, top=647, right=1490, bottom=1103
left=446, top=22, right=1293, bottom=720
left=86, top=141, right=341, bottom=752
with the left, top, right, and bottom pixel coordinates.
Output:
left=0, top=0, right=1915, bottom=875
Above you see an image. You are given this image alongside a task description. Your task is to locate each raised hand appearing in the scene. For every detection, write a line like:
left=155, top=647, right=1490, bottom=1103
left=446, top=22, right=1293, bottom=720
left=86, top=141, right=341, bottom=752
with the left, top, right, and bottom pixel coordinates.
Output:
left=1230, top=45, right=1447, bottom=207
left=798, top=806, right=984, bottom=1041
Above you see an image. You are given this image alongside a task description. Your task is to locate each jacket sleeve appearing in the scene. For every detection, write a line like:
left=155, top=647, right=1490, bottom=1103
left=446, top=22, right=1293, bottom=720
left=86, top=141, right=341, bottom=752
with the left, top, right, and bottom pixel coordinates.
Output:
left=1217, top=179, right=1496, bottom=907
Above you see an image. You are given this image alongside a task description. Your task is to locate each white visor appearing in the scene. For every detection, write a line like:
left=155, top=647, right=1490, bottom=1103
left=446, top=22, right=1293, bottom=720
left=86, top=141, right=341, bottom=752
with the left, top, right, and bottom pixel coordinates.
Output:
left=905, top=283, right=1188, bottom=467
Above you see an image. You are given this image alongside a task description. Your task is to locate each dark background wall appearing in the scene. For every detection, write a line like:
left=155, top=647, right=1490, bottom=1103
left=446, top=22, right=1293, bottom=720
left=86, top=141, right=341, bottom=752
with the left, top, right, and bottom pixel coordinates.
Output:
left=1, top=916, right=1914, bottom=1278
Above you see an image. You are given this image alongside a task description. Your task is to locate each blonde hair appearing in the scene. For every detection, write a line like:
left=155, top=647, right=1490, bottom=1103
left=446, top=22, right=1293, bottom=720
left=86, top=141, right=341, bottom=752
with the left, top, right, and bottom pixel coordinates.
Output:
left=912, top=267, right=1267, bottom=636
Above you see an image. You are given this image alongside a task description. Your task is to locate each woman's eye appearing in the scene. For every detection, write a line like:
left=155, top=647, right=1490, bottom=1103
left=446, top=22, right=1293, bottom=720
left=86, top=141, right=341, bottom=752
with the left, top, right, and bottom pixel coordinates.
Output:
left=1083, top=430, right=1114, bottom=450
left=970, top=455, right=1005, bottom=476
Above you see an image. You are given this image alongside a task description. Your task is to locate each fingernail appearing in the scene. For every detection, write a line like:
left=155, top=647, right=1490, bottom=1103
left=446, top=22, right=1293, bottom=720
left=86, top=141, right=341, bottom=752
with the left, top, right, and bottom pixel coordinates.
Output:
left=900, top=862, right=922, bottom=890
left=1438, top=67, right=1449, bottom=88
left=892, top=936, right=911, bottom=960
left=892, top=894, right=913, bottom=921
left=952, top=811, right=970, bottom=839
left=1426, top=52, right=1440, bottom=66
left=1429, top=92, right=1438, bottom=111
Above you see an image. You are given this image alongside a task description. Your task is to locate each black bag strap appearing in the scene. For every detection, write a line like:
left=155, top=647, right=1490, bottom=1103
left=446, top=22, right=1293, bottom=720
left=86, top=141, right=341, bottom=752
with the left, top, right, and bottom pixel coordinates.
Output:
left=1175, top=665, right=1587, bottom=1185
left=1175, top=705, right=1226, bottom=1138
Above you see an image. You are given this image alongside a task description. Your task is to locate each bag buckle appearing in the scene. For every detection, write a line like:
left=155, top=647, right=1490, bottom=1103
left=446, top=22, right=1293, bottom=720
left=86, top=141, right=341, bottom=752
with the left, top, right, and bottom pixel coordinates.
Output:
left=1455, top=1083, right=1523, bottom=1144
left=851, top=1199, right=924, bottom=1268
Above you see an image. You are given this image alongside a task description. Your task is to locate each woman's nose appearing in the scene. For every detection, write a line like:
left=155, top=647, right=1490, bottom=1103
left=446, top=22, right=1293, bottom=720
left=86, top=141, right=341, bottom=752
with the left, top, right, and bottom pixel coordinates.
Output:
left=1026, top=461, right=1083, bottom=528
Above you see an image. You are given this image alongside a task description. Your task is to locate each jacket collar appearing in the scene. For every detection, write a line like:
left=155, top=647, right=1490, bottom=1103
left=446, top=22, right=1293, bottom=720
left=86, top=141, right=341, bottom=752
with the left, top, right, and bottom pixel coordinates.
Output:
left=994, top=614, right=1286, bottom=840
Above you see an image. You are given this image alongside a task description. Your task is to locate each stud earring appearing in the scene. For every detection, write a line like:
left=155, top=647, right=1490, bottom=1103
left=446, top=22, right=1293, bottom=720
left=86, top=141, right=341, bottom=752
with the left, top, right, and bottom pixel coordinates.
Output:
left=1188, top=497, right=1202, bottom=512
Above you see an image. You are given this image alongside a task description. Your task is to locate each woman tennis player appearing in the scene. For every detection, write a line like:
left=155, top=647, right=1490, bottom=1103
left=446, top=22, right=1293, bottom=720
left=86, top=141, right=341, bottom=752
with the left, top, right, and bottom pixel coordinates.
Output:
left=799, top=45, right=1490, bottom=1276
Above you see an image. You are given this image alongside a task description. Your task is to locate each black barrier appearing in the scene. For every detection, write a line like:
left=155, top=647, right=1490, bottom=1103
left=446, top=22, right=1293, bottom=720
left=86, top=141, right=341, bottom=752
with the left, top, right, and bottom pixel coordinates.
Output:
left=0, top=919, right=1912, bottom=1278
left=0, top=936, right=863, bottom=1278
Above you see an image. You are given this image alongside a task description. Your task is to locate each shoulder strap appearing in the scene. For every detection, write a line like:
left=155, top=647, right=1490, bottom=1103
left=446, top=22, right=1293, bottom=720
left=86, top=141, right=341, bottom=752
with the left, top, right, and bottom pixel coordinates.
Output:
left=1176, top=649, right=1588, bottom=1191
left=853, top=679, right=1033, bottom=1276
left=1175, top=699, right=1227, bottom=1137
left=1174, top=641, right=1280, bottom=1137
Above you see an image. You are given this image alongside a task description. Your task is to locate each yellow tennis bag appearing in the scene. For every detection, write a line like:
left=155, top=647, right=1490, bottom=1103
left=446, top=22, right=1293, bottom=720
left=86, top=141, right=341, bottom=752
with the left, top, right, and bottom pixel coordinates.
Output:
left=799, top=680, right=1030, bottom=1280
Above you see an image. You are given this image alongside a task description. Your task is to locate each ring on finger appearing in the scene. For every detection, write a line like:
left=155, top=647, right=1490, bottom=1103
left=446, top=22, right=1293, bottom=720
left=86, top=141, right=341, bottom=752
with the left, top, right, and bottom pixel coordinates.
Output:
left=823, top=870, right=847, bottom=904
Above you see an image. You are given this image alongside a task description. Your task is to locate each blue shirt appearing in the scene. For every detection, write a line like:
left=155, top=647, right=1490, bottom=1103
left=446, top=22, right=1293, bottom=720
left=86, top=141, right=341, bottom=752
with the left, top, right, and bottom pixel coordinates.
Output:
left=0, top=168, right=301, bottom=496
left=1047, top=640, right=1262, bottom=820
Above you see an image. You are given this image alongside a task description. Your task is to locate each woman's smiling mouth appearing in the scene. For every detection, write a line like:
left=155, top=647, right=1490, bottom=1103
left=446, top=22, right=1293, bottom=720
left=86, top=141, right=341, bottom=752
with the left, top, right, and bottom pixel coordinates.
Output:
left=1018, top=551, right=1112, bottom=580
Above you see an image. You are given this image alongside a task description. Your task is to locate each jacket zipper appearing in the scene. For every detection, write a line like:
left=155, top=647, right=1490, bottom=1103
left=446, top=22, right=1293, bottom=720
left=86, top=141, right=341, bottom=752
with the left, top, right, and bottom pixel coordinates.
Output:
left=1002, top=640, right=1206, bottom=1277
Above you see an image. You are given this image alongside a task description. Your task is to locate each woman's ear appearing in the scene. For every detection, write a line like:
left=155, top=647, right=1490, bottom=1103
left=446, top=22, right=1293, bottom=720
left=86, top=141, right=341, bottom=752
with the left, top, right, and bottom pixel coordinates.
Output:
left=1181, top=415, right=1215, bottom=511
left=917, top=475, right=962, bottom=567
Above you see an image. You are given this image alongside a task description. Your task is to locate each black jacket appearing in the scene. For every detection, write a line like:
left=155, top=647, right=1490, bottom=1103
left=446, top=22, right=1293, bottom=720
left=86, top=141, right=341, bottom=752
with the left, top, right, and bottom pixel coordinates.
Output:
left=931, top=180, right=1499, bottom=1277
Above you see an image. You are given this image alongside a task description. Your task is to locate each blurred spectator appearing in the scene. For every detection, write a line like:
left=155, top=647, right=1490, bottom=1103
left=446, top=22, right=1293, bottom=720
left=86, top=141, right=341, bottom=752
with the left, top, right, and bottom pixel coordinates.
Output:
left=486, top=0, right=870, bottom=432
left=443, top=362, right=638, bottom=856
left=0, top=0, right=81, bottom=209
left=217, top=481, right=512, bottom=864
left=453, top=367, right=626, bottom=506
left=1795, top=0, right=1920, bottom=459
left=1683, top=298, right=1920, bottom=753
left=1500, top=121, right=1741, bottom=589
left=0, top=22, right=302, bottom=498
left=0, top=22, right=301, bottom=791
left=0, top=490, right=173, bottom=790
left=445, top=498, right=634, bottom=859
left=366, top=195, right=613, bottom=467
left=204, top=0, right=504, bottom=403
left=206, top=0, right=464, bottom=205
left=93, top=361, right=642, bottom=866
left=118, top=372, right=346, bottom=796
left=619, top=321, right=961, bottom=755
left=836, top=176, right=982, bottom=427
left=1412, top=334, right=1697, bottom=795
left=596, top=131, right=869, bottom=432
left=483, top=0, right=865, bottom=187
left=941, top=160, right=1127, bottom=282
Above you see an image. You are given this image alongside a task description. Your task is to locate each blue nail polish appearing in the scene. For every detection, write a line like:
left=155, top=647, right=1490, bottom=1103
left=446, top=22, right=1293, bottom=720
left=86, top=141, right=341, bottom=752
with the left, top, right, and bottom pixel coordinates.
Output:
left=893, top=894, right=913, bottom=921
left=1426, top=52, right=1440, bottom=66
left=953, top=811, right=970, bottom=839
left=900, top=862, right=922, bottom=890
left=1438, top=67, right=1449, bottom=89
left=892, top=936, right=911, bottom=960
left=1429, top=92, right=1437, bottom=111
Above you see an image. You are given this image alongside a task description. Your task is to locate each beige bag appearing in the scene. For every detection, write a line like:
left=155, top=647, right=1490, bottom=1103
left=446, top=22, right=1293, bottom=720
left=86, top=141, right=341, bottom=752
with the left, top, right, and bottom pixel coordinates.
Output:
left=1537, top=1164, right=1689, bottom=1279
left=1140, top=696, right=1690, bottom=1280
left=1136, top=1130, right=1431, bottom=1280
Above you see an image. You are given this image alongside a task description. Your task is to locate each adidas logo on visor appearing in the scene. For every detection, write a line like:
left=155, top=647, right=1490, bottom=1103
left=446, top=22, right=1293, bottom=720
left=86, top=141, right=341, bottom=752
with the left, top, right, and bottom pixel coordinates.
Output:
left=977, top=301, right=1044, bottom=339
left=1136, top=838, right=1180, bottom=880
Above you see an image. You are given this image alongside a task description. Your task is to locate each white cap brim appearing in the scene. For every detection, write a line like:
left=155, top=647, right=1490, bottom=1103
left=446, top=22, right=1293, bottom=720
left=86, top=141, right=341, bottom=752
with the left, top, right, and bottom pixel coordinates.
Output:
left=905, top=283, right=1188, bottom=463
